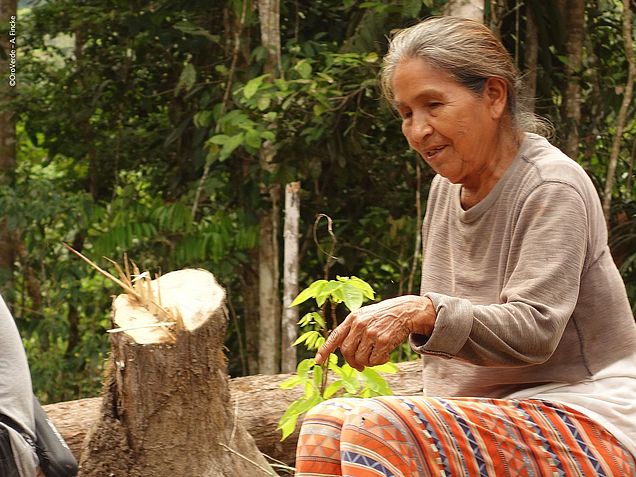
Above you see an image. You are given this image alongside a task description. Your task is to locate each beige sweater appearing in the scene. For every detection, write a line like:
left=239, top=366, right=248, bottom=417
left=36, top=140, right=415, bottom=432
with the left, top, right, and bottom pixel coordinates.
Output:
left=410, top=133, right=636, bottom=398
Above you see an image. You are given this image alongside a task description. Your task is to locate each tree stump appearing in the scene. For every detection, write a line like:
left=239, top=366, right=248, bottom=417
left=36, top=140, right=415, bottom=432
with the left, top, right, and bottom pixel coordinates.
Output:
left=78, top=269, right=274, bottom=477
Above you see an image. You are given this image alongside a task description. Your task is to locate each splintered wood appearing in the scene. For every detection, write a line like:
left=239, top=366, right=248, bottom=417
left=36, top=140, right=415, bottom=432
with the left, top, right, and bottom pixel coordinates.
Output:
left=64, top=244, right=191, bottom=344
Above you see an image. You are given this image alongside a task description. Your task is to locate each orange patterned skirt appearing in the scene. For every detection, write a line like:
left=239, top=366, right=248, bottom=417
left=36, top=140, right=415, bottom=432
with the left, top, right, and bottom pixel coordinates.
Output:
left=295, top=396, right=635, bottom=476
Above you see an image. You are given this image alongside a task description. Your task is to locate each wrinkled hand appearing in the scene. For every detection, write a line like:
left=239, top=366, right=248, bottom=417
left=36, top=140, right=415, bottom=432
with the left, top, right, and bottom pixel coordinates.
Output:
left=315, top=295, right=435, bottom=371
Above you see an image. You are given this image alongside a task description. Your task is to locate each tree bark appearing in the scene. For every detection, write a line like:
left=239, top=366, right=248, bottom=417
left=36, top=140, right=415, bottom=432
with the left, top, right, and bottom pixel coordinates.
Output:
left=524, top=6, right=539, bottom=114
left=281, top=181, right=300, bottom=373
left=0, top=0, right=17, bottom=297
left=559, top=0, right=585, bottom=159
left=443, top=0, right=484, bottom=22
left=78, top=269, right=273, bottom=477
left=487, top=0, right=506, bottom=37
left=407, top=160, right=422, bottom=295
left=258, top=0, right=281, bottom=76
left=602, top=0, right=634, bottom=223
left=242, top=257, right=261, bottom=375
left=258, top=188, right=281, bottom=374
left=44, top=360, right=424, bottom=468
left=257, top=0, right=284, bottom=375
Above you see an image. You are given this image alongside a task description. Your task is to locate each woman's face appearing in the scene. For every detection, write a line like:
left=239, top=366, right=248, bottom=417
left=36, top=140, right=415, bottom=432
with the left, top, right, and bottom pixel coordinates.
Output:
left=393, top=57, right=502, bottom=187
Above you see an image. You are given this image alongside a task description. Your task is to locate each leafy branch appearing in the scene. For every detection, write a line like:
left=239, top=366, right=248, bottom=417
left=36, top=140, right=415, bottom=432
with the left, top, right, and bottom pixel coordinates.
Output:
left=277, top=275, right=396, bottom=440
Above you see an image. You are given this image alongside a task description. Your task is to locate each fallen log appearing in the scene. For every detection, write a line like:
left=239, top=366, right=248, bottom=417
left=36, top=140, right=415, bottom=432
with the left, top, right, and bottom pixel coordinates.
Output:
left=44, top=360, right=423, bottom=469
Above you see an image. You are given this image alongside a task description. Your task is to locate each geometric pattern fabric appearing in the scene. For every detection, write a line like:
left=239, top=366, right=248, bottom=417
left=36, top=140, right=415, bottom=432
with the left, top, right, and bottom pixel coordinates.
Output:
left=295, top=396, right=636, bottom=476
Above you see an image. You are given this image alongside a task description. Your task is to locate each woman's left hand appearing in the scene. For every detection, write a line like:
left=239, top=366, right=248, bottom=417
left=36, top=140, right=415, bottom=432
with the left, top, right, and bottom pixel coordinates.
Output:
left=315, top=295, right=436, bottom=371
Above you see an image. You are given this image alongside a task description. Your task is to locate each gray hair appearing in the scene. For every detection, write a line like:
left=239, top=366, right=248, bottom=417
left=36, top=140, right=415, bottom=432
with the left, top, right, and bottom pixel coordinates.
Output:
left=381, top=16, right=550, bottom=136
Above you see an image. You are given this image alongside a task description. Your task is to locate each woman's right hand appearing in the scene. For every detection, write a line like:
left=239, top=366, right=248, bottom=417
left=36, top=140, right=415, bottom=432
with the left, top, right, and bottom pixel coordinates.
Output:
left=315, top=295, right=436, bottom=371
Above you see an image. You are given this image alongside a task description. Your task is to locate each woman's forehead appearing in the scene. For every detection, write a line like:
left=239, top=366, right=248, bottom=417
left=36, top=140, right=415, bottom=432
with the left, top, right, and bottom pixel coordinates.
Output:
left=392, top=59, right=462, bottom=101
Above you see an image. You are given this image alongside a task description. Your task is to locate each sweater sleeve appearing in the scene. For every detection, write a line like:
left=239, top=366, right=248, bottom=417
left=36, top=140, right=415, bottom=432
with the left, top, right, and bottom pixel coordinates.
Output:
left=410, top=182, right=589, bottom=366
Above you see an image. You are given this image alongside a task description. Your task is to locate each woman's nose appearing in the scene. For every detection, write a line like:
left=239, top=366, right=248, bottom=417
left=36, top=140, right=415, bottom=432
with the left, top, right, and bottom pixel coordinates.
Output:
left=411, top=114, right=433, bottom=141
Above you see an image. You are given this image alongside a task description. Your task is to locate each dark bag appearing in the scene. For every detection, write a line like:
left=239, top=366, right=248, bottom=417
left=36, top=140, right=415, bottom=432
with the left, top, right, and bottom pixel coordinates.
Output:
left=32, top=395, right=78, bottom=477
left=0, top=424, right=20, bottom=477
left=0, top=396, right=78, bottom=477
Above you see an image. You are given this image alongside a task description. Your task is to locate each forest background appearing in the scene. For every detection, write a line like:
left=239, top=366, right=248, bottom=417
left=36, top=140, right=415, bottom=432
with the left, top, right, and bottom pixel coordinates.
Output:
left=0, top=0, right=634, bottom=405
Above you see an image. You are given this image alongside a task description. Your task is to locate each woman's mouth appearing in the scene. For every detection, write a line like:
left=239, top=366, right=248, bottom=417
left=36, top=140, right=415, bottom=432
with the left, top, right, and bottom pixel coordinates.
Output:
left=425, top=145, right=445, bottom=159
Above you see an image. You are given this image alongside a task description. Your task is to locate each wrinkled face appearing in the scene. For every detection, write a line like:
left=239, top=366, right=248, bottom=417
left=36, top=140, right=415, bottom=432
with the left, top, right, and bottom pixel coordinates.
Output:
left=393, top=57, right=499, bottom=186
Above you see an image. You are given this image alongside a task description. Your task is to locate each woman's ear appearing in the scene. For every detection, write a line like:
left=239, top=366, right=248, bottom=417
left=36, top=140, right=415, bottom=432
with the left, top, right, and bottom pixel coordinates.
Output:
left=483, top=77, right=508, bottom=119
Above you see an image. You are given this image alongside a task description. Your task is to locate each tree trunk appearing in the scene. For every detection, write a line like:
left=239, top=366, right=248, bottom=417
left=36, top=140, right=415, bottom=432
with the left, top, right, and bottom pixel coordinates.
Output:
left=16, top=237, right=42, bottom=313
left=45, top=360, right=424, bottom=468
left=242, top=257, right=261, bottom=375
left=258, top=0, right=281, bottom=76
left=0, top=0, right=17, bottom=298
left=258, top=188, right=281, bottom=374
left=559, top=0, right=585, bottom=159
left=524, top=5, right=539, bottom=113
left=407, top=160, right=422, bottom=295
left=78, top=269, right=273, bottom=477
left=602, top=0, right=634, bottom=223
left=487, top=0, right=506, bottom=36
left=257, top=0, right=284, bottom=375
left=443, top=0, right=484, bottom=22
left=281, top=181, right=300, bottom=373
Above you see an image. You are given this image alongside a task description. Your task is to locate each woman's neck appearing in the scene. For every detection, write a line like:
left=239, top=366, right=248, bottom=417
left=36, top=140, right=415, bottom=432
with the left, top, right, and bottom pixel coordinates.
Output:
left=460, top=129, right=522, bottom=209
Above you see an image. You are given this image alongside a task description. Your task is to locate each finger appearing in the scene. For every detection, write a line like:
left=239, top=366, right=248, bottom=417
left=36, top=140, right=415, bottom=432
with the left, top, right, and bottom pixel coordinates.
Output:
left=352, top=341, right=374, bottom=370
left=315, top=319, right=352, bottom=364
left=368, top=346, right=390, bottom=367
left=340, top=334, right=364, bottom=370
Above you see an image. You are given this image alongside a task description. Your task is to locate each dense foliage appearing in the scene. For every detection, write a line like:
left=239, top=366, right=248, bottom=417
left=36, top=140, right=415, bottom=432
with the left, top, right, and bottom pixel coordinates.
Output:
left=3, top=0, right=634, bottom=402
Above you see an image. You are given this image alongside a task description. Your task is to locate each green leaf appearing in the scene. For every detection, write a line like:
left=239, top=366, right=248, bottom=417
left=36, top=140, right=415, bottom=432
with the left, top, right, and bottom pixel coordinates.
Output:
left=316, top=281, right=343, bottom=307
left=364, top=52, right=379, bottom=63
left=313, top=364, right=323, bottom=389
left=323, top=380, right=343, bottom=399
left=360, top=388, right=372, bottom=398
left=257, top=95, right=271, bottom=111
left=262, top=130, right=275, bottom=141
left=176, top=63, right=196, bottom=94
left=296, top=358, right=315, bottom=378
left=311, top=311, right=326, bottom=329
left=304, top=330, right=321, bottom=350
left=244, top=129, right=262, bottom=149
left=193, top=110, right=214, bottom=128
left=337, top=283, right=364, bottom=311
left=298, top=312, right=315, bottom=327
left=290, top=280, right=328, bottom=307
left=334, top=363, right=360, bottom=394
left=173, top=21, right=219, bottom=43
left=315, top=336, right=326, bottom=349
left=402, top=0, right=422, bottom=18
left=278, top=413, right=299, bottom=441
left=360, top=367, right=394, bottom=396
left=244, top=76, right=265, bottom=99
left=219, top=133, right=244, bottom=161
left=207, top=134, right=230, bottom=146
left=370, top=362, right=398, bottom=374
left=341, top=372, right=360, bottom=394
left=341, top=276, right=375, bottom=299
left=295, top=59, right=312, bottom=79
left=280, top=375, right=304, bottom=389
left=293, top=330, right=320, bottom=347
left=277, top=393, right=323, bottom=440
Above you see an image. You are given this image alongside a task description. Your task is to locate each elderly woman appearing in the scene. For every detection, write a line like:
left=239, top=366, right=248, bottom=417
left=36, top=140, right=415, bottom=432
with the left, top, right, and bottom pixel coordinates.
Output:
left=294, top=16, right=636, bottom=477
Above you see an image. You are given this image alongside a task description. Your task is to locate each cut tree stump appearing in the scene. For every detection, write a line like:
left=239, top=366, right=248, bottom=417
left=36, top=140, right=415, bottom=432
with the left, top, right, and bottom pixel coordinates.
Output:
left=77, top=269, right=274, bottom=477
left=44, top=360, right=423, bottom=470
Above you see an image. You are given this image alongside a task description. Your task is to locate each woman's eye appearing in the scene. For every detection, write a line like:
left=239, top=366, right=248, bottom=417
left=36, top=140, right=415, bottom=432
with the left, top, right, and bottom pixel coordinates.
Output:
left=428, top=102, right=442, bottom=109
left=400, top=110, right=412, bottom=119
